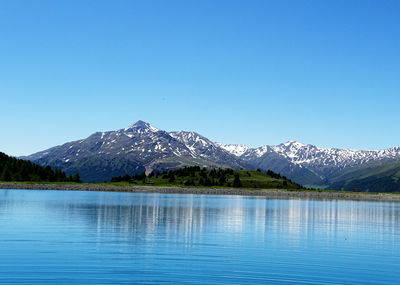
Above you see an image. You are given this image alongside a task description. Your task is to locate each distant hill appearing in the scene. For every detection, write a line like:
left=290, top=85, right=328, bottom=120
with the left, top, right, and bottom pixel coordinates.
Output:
left=110, top=167, right=304, bottom=190
left=327, top=160, right=400, bottom=192
left=0, top=152, right=80, bottom=182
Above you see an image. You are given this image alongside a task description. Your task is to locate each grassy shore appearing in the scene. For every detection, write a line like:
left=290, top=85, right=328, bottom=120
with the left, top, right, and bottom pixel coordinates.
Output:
left=0, top=182, right=399, bottom=202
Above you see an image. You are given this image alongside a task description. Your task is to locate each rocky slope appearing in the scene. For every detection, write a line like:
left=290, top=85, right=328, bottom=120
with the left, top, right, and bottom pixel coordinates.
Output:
left=218, top=141, right=400, bottom=188
left=25, top=121, right=246, bottom=182
left=24, top=121, right=400, bottom=191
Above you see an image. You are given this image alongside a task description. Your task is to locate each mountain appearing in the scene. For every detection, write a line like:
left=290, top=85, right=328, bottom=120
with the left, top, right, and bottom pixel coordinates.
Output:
left=169, top=131, right=248, bottom=169
left=25, top=121, right=246, bottom=182
left=24, top=120, right=400, bottom=191
left=219, top=141, right=400, bottom=190
left=216, top=142, right=323, bottom=185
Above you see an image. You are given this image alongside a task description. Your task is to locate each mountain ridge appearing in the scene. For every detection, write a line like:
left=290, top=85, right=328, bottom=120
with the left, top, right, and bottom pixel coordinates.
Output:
left=24, top=121, right=248, bottom=182
left=23, top=120, right=400, bottom=191
left=219, top=140, right=400, bottom=184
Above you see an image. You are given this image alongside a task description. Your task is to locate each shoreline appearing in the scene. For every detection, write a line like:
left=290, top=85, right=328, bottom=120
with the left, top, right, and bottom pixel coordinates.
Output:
left=0, top=183, right=399, bottom=202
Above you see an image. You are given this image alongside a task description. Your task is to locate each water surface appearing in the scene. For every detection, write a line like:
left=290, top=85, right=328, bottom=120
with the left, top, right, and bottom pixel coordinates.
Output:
left=0, top=189, right=399, bottom=284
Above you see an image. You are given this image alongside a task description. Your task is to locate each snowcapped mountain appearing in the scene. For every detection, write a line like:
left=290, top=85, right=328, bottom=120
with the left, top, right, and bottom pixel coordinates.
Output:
left=219, top=140, right=400, bottom=185
left=170, top=132, right=246, bottom=167
left=24, top=120, right=400, bottom=189
left=269, top=141, right=400, bottom=169
left=215, top=143, right=251, bottom=157
left=25, top=121, right=246, bottom=182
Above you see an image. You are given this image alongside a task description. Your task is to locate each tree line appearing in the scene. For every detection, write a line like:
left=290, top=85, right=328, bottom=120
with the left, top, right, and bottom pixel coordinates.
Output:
left=0, top=152, right=81, bottom=182
left=110, top=166, right=296, bottom=189
left=111, top=166, right=241, bottom=186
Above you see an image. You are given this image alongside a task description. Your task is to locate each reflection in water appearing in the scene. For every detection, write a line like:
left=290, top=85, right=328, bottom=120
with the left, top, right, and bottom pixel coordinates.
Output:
left=53, top=194, right=400, bottom=243
left=0, top=190, right=399, bottom=284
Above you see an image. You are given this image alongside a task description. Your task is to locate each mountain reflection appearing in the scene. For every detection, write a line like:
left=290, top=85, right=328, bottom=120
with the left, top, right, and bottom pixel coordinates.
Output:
left=58, top=194, right=263, bottom=242
left=42, top=193, right=400, bottom=244
left=0, top=191, right=399, bottom=244
left=1, top=190, right=399, bottom=285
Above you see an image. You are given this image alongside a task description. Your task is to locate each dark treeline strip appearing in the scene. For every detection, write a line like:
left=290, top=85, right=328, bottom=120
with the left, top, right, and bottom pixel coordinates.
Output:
left=111, top=166, right=304, bottom=189
left=0, top=152, right=81, bottom=182
left=111, top=166, right=236, bottom=186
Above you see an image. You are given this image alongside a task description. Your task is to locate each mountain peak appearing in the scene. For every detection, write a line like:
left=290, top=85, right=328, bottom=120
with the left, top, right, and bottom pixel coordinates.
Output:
left=129, top=120, right=149, bottom=128
left=127, top=120, right=159, bottom=132
left=284, top=140, right=300, bottom=145
left=216, top=142, right=251, bottom=157
left=280, top=141, right=308, bottom=148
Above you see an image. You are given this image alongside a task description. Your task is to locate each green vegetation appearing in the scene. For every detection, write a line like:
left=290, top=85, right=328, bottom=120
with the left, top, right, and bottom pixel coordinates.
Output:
left=328, top=160, right=400, bottom=192
left=0, top=152, right=81, bottom=183
left=110, top=166, right=304, bottom=190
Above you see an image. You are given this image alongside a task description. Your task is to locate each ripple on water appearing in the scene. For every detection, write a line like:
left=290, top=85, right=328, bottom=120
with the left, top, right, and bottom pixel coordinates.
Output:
left=0, top=189, right=399, bottom=284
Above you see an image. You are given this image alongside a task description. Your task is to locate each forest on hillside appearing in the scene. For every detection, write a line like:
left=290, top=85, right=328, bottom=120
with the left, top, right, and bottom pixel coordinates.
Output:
left=111, top=166, right=304, bottom=190
left=0, top=152, right=81, bottom=182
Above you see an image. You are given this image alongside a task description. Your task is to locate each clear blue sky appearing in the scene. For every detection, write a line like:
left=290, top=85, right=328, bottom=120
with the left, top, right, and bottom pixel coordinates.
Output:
left=1, top=0, right=399, bottom=156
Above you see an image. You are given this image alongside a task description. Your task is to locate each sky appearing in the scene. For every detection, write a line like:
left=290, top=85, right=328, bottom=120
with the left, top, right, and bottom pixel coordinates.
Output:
left=1, top=0, right=399, bottom=156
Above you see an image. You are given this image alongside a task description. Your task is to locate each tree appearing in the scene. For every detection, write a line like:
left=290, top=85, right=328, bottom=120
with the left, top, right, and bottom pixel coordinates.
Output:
left=210, top=169, right=216, bottom=178
left=233, top=173, right=242, bottom=188
left=218, top=174, right=226, bottom=186
left=72, top=173, right=81, bottom=183
left=1, top=165, right=12, bottom=181
left=199, top=177, right=205, bottom=186
left=184, top=179, right=194, bottom=186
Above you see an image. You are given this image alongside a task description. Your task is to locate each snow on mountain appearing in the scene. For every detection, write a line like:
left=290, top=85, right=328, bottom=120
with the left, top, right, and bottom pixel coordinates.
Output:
left=23, top=120, right=400, bottom=185
left=25, top=121, right=246, bottom=182
left=270, top=141, right=400, bottom=168
left=169, top=131, right=247, bottom=169
left=215, top=143, right=251, bottom=157
left=169, top=131, right=213, bottom=157
left=125, top=120, right=159, bottom=134
left=221, top=140, right=400, bottom=179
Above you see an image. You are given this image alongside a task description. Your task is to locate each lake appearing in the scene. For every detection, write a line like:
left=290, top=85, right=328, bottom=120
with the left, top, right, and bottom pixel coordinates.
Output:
left=0, top=189, right=399, bottom=284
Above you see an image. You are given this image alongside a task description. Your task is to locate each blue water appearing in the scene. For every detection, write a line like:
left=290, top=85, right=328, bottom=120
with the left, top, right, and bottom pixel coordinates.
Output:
left=0, top=190, right=399, bottom=284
